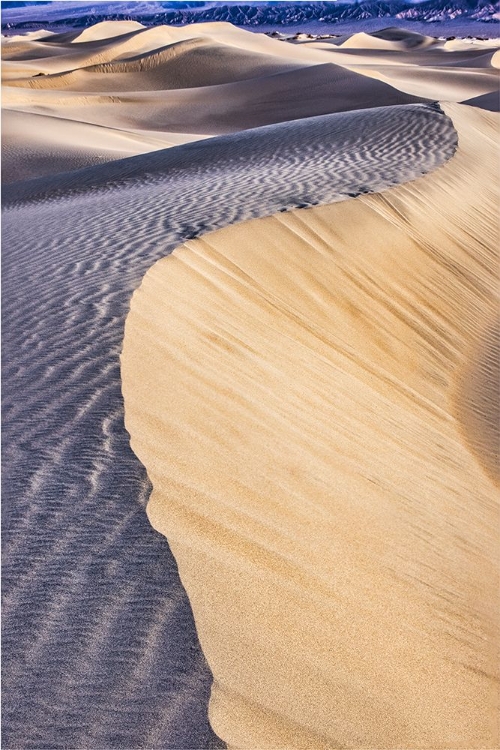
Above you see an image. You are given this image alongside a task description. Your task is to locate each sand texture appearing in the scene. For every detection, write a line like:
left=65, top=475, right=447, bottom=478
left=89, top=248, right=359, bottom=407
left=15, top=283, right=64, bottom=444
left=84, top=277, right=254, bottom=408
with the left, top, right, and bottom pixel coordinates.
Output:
left=2, top=19, right=499, bottom=750
left=121, top=102, right=500, bottom=749
left=2, top=98, right=457, bottom=750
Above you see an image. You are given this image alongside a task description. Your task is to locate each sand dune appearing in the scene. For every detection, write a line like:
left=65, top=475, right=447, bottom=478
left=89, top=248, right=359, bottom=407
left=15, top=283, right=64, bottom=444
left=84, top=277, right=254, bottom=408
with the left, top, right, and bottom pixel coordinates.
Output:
left=346, top=61, right=499, bottom=100
left=3, top=103, right=456, bottom=206
left=5, top=39, right=302, bottom=92
left=2, top=99, right=458, bottom=749
left=3, top=18, right=499, bottom=750
left=1, top=109, right=201, bottom=183
left=4, top=64, right=425, bottom=184
left=296, top=28, right=500, bottom=100
left=339, top=27, right=438, bottom=49
left=4, top=22, right=436, bottom=181
left=121, top=102, right=499, bottom=749
left=2, top=64, right=428, bottom=151
left=72, top=19, right=146, bottom=43
left=327, top=46, right=499, bottom=68
left=1, top=22, right=325, bottom=74
left=464, top=89, right=500, bottom=110
left=3, top=21, right=498, bottom=183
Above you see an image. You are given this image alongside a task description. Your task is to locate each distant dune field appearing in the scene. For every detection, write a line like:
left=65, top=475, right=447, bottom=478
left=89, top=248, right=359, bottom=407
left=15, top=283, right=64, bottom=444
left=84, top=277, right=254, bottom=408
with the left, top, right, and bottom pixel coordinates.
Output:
left=2, top=19, right=499, bottom=750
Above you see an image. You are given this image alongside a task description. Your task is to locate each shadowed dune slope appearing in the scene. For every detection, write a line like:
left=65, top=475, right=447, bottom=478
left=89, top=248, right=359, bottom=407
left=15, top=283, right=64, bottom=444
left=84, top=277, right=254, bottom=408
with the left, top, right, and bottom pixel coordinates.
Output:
left=464, top=89, right=500, bottom=110
left=1, top=102, right=457, bottom=750
left=3, top=103, right=454, bottom=206
left=1, top=109, right=202, bottom=184
left=121, top=102, right=499, bottom=750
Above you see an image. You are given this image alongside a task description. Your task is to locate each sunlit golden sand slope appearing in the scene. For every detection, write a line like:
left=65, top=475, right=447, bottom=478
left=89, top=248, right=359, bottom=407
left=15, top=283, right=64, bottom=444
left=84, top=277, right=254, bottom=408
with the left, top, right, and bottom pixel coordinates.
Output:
left=2, top=91, right=458, bottom=748
left=122, top=102, right=499, bottom=749
left=2, top=19, right=499, bottom=750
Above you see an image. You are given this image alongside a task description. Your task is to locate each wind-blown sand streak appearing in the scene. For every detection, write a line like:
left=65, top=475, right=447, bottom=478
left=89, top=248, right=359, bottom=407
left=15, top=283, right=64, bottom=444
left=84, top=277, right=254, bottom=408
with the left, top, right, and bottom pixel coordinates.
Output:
left=121, top=102, right=499, bottom=749
left=2, top=101, right=456, bottom=748
left=454, top=315, right=500, bottom=485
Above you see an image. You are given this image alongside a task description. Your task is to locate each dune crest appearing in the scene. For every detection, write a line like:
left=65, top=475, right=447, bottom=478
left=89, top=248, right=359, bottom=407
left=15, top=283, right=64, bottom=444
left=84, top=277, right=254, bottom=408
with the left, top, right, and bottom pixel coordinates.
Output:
left=122, top=102, right=499, bottom=749
left=339, top=27, right=437, bottom=49
left=1, top=97, right=458, bottom=749
left=71, top=20, right=146, bottom=43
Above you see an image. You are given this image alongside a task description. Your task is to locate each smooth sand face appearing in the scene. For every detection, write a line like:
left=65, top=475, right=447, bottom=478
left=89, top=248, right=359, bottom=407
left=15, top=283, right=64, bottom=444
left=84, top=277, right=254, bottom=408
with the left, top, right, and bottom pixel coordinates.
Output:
left=121, top=102, right=499, bottom=749
left=1, top=108, right=205, bottom=182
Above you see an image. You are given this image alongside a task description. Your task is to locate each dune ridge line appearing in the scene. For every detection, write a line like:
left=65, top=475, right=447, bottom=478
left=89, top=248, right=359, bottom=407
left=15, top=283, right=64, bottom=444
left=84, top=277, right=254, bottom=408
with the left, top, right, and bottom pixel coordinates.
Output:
left=3, top=18, right=499, bottom=750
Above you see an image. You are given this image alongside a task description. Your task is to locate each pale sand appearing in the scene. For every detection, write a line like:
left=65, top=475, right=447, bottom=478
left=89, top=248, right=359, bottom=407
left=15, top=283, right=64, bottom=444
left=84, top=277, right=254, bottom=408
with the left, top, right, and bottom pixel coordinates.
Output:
left=1, top=109, right=208, bottom=183
left=454, top=316, right=500, bottom=486
left=3, top=20, right=499, bottom=748
left=121, top=102, right=499, bottom=748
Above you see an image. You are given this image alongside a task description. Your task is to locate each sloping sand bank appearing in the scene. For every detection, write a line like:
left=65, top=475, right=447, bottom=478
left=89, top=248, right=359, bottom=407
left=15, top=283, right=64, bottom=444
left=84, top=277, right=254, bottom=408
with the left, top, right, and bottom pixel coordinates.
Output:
left=122, top=102, right=499, bottom=749
left=1, top=108, right=199, bottom=183
left=3, top=19, right=499, bottom=750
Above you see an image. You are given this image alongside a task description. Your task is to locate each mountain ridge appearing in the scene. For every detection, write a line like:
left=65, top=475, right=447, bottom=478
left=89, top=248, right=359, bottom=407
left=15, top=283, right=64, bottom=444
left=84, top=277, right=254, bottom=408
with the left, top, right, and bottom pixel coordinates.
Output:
left=2, top=0, right=499, bottom=30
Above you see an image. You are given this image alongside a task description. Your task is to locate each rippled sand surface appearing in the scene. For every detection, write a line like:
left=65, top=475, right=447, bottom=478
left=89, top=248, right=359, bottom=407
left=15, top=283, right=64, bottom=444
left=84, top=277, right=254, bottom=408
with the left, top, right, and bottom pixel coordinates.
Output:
left=2, top=19, right=499, bottom=750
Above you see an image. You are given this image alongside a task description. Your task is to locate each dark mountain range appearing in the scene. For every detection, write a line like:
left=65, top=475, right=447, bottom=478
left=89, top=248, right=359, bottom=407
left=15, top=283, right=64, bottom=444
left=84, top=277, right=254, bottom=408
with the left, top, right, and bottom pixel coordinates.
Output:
left=1, top=1, right=50, bottom=8
left=2, top=0, right=499, bottom=30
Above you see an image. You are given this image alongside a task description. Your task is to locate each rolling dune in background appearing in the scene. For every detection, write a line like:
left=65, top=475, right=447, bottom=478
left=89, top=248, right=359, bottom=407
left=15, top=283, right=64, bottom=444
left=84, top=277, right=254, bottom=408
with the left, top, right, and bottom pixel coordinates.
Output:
left=2, top=18, right=499, bottom=750
left=3, top=21, right=499, bottom=181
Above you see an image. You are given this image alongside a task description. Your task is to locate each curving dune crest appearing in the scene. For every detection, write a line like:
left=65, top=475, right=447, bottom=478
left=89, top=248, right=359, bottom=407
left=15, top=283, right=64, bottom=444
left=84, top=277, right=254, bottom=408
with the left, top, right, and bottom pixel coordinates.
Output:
left=2, top=23, right=431, bottom=183
left=70, top=19, right=146, bottom=43
left=339, top=27, right=438, bottom=50
left=4, top=38, right=303, bottom=92
left=3, top=103, right=456, bottom=207
left=121, top=102, right=499, bottom=749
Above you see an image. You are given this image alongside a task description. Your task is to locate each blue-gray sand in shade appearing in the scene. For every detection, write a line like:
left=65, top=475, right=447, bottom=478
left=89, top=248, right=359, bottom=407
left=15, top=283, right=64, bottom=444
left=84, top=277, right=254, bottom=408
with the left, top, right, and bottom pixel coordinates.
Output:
left=2, top=104, right=457, bottom=749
